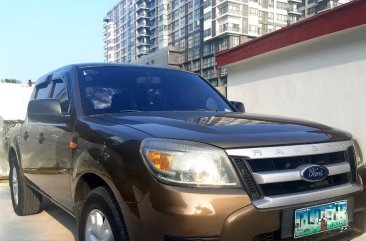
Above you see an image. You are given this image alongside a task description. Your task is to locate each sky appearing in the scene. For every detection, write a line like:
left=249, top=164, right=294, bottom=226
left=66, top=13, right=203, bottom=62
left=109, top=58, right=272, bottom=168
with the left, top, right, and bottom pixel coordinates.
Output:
left=0, top=0, right=119, bottom=82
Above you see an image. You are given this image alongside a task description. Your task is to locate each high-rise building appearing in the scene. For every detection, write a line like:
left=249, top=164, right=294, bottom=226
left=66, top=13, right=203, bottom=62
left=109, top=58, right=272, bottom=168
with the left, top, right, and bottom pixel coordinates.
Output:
left=104, top=0, right=301, bottom=94
left=298, top=0, right=350, bottom=19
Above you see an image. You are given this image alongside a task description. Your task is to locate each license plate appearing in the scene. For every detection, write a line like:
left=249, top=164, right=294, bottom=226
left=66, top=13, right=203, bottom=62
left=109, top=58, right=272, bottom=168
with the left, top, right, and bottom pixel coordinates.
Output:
left=294, top=200, right=348, bottom=238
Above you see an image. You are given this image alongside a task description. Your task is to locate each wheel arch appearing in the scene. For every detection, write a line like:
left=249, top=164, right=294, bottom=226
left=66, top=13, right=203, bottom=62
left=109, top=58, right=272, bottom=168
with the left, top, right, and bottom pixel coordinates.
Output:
left=8, top=146, right=20, bottom=166
left=73, top=171, right=124, bottom=219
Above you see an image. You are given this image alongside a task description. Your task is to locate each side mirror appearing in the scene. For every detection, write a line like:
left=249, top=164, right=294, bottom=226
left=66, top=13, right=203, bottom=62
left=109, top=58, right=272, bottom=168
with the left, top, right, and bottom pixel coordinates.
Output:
left=230, top=101, right=245, bottom=112
left=28, top=99, right=70, bottom=123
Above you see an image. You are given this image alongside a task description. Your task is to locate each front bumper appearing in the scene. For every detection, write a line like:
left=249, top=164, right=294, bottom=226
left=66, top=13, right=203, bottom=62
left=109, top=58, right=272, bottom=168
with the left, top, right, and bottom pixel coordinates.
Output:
left=221, top=190, right=366, bottom=241
left=121, top=183, right=366, bottom=241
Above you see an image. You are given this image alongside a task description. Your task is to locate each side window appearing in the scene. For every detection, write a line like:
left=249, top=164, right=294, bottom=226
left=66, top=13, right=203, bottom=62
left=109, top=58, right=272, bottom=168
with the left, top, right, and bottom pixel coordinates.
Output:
left=35, top=82, right=51, bottom=99
left=51, top=79, right=70, bottom=113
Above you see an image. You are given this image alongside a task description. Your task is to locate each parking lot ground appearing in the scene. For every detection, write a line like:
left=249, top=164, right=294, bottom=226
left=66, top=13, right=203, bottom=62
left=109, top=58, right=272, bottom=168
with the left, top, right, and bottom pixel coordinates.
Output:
left=1, top=180, right=366, bottom=241
left=0, top=180, right=76, bottom=241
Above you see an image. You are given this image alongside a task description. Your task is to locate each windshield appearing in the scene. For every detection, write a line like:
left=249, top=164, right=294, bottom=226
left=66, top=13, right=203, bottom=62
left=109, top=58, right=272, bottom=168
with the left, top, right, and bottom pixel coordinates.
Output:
left=78, top=66, right=233, bottom=115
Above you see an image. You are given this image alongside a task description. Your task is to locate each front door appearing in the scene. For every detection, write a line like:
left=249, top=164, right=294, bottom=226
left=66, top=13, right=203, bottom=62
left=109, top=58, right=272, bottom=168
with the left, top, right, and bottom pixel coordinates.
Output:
left=35, top=76, right=74, bottom=210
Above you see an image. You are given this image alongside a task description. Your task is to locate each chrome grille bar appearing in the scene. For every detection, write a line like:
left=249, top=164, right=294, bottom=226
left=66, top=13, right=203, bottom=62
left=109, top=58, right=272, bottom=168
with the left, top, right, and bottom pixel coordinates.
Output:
left=252, top=162, right=351, bottom=184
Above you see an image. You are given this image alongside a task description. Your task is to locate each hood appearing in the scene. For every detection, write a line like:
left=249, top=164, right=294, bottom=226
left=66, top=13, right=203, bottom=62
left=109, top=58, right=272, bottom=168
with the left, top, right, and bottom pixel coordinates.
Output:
left=96, top=112, right=351, bottom=149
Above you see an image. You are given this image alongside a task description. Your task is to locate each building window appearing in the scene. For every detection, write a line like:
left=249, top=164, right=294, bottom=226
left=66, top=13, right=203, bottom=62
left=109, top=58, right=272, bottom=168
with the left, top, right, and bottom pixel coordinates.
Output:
left=268, top=0, right=274, bottom=8
left=268, top=25, right=274, bottom=32
left=276, top=13, right=287, bottom=23
left=219, top=38, right=229, bottom=51
left=180, top=6, right=185, bottom=13
left=187, top=12, right=193, bottom=20
left=258, top=10, right=263, bottom=20
left=193, top=48, right=200, bottom=59
left=203, top=11, right=212, bottom=21
left=249, top=24, right=257, bottom=33
left=193, top=60, right=200, bottom=71
left=194, top=20, right=200, bottom=30
left=203, top=56, right=214, bottom=68
left=268, top=12, right=274, bottom=21
left=219, top=23, right=240, bottom=33
left=232, top=36, right=240, bottom=47
left=194, top=33, right=200, bottom=46
left=180, top=40, right=186, bottom=50
left=276, top=1, right=288, bottom=10
left=194, top=9, right=200, bottom=19
left=187, top=50, right=193, bottom=61
left=203, top=28, right=211, bottom=38
left=249, top=7, right=258, bottom=15
left=258, top=26, right=262, bottom=35
left=203, top=0, right=211, bottom=8
left=188, top=23, right=193, bottom=33
left=308, top=7, right=315, bottom=14
left=188, top=35, right=193, bottom=48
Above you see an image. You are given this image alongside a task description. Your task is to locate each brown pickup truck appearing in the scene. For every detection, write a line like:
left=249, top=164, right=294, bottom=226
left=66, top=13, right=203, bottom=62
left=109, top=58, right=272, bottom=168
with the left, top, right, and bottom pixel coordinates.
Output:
left=7, top=63, right=366, bottom=241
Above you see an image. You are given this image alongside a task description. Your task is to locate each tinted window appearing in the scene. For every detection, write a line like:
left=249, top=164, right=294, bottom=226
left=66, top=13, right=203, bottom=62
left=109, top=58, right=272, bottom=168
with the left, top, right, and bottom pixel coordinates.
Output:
left=35, top=83, right=51, bottom=99
left=51, top=79, right=70, bottom=113
left=78, top=66, right=233, bottom=115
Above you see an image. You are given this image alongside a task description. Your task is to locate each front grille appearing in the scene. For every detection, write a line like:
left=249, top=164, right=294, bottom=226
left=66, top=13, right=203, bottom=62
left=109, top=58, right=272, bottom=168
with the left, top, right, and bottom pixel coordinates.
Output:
left=247, top=151, right=346, bottom=173
left=260, top=173, right=349, bottom=196
left=228, top=142, right=355, bottom=201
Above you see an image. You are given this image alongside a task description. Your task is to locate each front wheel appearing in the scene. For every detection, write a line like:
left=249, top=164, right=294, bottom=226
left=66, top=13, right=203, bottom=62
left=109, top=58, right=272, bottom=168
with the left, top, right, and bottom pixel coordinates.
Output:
left=78, top=187, right=129, bottom=241
left=9, top=158, right=42, bottom=215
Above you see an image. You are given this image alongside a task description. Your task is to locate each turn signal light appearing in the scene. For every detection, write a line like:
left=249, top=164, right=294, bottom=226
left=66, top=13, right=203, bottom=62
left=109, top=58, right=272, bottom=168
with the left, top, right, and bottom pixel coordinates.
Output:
left=69, top=141, right=77, bottom=149
left=147, top=151, right=173, bottom=171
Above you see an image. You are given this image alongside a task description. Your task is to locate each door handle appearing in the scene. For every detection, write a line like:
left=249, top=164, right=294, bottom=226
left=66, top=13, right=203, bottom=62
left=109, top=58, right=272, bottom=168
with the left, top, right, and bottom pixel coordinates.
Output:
left=38, top=133, right=45, bottom=144
left=23, top=131, right=29, bottom=140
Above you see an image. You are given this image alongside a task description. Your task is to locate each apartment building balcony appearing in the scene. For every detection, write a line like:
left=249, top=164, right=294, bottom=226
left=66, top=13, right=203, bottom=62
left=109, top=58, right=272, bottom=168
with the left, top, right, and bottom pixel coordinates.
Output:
left=202, top=63, right=215, bottom=69
left=317, top=1, right=338, bottom=12
left=218, top=23, right=241, bottom=35
left=287, top=7, right=302, bottom=15
left=192, top=64, right=201, bottom=71
left=136, top=30, right=150, bottom=38
left=136, top=2, right=149, bottom=12
left=216, top=0, right=245, bottom=7
left=136, top=20, right=148, bottom=29
left=136, top=47, right=150, bottom=57
left=217, top=8, right=243, bottom=19
left=137, top=39, right=150, bottom=46
left=288, top=0, right=302, bottom=3
left=136, top=11, right=149, bottom=19
left=207, top=73, right=219, bottom=80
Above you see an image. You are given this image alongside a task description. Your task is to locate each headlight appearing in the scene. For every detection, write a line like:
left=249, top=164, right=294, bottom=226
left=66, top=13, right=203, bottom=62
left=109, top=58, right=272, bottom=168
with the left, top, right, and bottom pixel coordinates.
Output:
left=353, top=138, right=364, bottom=168
left=140, top=138, right=241, bottom=187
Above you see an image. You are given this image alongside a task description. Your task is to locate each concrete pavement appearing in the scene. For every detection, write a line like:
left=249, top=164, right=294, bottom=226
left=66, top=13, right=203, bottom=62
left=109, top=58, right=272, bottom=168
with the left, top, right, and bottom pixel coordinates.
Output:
left=0, top=180, right=76, bottom=241
left=0, top=180, right=365, bottom=241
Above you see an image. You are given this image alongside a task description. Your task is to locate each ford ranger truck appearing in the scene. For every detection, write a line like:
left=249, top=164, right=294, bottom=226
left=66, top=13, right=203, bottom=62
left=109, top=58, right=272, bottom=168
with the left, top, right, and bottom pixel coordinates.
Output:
left=7, top=63, right=366, bottom=241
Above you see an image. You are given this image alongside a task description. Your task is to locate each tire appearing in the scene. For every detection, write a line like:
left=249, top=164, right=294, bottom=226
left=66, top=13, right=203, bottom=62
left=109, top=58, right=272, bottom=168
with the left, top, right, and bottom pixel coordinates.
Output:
left=78, top=187, right=129, bottom=241
left=9, top=157, right=43, bottom=216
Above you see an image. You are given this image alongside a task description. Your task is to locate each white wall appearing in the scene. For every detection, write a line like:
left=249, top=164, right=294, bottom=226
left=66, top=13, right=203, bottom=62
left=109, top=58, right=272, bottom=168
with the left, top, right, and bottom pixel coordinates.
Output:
left=0, top=84, right=33, bottom=177
left=227, top=25, right=366, bottom=156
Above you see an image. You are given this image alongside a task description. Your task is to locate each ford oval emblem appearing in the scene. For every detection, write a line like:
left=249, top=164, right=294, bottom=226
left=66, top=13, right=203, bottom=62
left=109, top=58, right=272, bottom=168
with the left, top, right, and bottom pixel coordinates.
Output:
left=300, top=165, right=329, bottom=182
